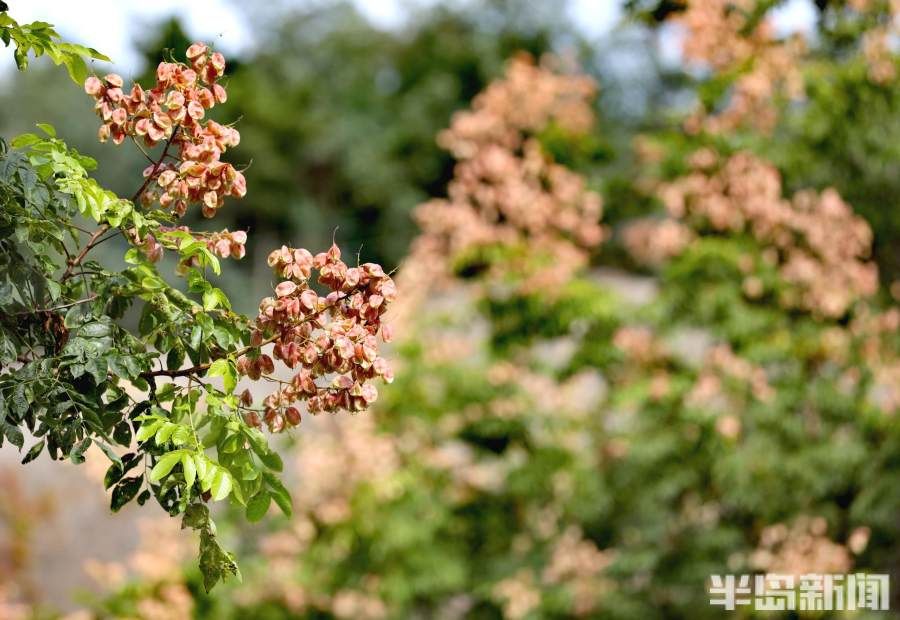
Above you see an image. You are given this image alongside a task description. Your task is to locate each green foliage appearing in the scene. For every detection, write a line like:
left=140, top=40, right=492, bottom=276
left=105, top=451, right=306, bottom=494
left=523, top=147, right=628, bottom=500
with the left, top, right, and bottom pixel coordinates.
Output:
left=767, top=56, right=900, bottom=282
left=81, top=5, right=898, bottom=613
left=0, top=16, right=291, bottom=589
left=6, top=1, right=900, bottom=617
left=0, top=127, right=289, bottom=589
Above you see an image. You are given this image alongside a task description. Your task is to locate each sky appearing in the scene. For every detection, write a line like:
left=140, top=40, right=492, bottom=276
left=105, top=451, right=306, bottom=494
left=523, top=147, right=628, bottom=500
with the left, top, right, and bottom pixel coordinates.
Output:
left=1, top=0, right=816, bottom=75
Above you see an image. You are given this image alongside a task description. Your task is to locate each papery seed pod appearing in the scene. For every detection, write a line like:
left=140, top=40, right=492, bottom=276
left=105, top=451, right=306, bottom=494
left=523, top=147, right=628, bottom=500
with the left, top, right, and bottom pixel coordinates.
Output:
left=236, top=355, right=251, bottom=376
left=284, top=407, right=301, bottom=426
left=332, top=374, right=353, bottom=390
left=247, top=361, right=261, bottom=381
left=165, top=90, right=185, bottom=110
left=244, top=410, right=261, bottom=428
left=275, top=281, right=298, bottom=298
left=307, top=396, right=323, bottom=414
left=259, top=354, right=275, bottom=374
left=360, top=383, right=378, bottom=404
left=186, top=42, right=208, bottom=61
left=381, top=323, right=394, bottom=343
left=264, top=408, right=284, bottom=433
left=157, top=170, right=177, bottom=187
left=84, top=76, right=103, bottom=96
left=104, top=73, right=124, bottom=88
left=210, top=52, right=226, bottom=74
left=198, top=88, right=215, bottom=108
left=212, top=84, right=227, bottom=104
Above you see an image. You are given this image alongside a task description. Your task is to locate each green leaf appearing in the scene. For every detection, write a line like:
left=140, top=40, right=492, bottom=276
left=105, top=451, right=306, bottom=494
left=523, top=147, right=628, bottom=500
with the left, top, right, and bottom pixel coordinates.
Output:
left=198, top=528, right=240, bottom=592
left=182, top=502, right=210, bottom=530
left=110, top=476, right=142, bottom=512
left=35, top=123, right=55, bottom=137
left=135, top=419, right=162, bottom=443
left=62, top=53, right=88, bottom=84
left=210, top=468, right=232, bottom=501
left=154, top=421, right=178, bottom=445
left=94, top=439, right=122, bottom=467
left=113, top=421, right=132, bottom=446
left=182, top=453, right=197, bottom=489
left=149, top=450, right=183, bottom=483
left=245, top=491, right=271, bottom=522
left=103, top=453, right=140, bottom=490
left=21, top=439, right=44, bottom=464
left=203, top=289, right=219, bottom=310
left=104, top=462, right=123, bottom=491
left=69, top=437, right=91, bottom=464
left=258, top=449, right=283, bottom=472
left=264, top=472, right=292, bottom=518
left=245, top=428, right=283, bottom=472
left=194, top=454, right=209, bottom=483
left=0, top=423, right=21, bottom=450
left=13, top=46, right=26, bottom=71
left=206, top=358, right=237, bottom=394
left=171, top=426, right=193, bottom=447
left=10, top=133, right=40, bottom=148
left=154, top=382, right=177, bottom=403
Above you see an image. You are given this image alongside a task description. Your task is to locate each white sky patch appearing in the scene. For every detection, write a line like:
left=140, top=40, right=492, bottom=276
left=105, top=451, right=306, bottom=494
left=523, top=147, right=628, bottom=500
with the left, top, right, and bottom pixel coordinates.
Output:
left=770, top=0, right=818, bottom=37
left=569, top=0, right=623, bottom=38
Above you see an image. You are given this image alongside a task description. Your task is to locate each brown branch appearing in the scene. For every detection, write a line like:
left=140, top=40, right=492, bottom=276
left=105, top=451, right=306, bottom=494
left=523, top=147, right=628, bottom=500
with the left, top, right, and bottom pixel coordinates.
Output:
left=61, top=129, right=182, bottom=283
left=61, top=225, right=109, bottom=281
left=139, top=334, right=279, bottom=379
left=131, top=126, right=180, bottom=203
left=139, top=276, right=372, bottom=381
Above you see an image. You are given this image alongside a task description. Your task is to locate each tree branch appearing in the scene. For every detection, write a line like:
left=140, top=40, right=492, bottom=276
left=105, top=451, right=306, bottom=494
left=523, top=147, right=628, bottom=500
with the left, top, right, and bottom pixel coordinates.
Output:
left=61, top=128, right=182, bottom=283
left=14, top=293, right=98, bottom=316
left=61, top=225, right=109, bottom=281
left=139, top=334, right=279, bottom=379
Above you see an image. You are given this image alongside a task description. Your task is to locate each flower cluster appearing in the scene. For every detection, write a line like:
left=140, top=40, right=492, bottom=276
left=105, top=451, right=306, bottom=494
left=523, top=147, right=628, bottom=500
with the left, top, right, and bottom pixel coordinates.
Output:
left=237, top=244, right=396, bottom=431
left=749, top=516, right=868, bottom=577
left=394, top=56, right=605, bottom=327
left=84, top=43, right=246, bottom=218
left=672, top=0, right=805, bottom=134
left=204, top=228, right=248, bottom=259
left=621, top=218, right=694, bottom=267
left=140, top=226, right=248, bottom=266
left=686, top=343, right=775, bottom=416
left=657, top=150, right=878, bottom=317
left=438, top=53, right=596, bottom=159
left=840, top=0, right=900, bottom=84
left=612, top=325, right=664, bottom=366
left=862, top=26, right=897, bottom=84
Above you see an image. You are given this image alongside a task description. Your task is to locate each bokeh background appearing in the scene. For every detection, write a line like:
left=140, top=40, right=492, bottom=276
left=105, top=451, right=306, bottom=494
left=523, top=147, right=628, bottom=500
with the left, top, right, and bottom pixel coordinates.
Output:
left=2, top=0, right=900, bottom=618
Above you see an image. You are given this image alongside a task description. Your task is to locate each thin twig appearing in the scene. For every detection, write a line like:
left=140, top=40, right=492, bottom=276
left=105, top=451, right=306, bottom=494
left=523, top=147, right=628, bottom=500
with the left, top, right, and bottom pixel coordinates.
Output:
left=130, top=126, right=180, bottom=203
left=13, top=294, right=98, bottom=315
left=61, top=128, right=181, bottom=282
left=61, top=225, right=109, bottom=281
left=130, top=136, right=156, bottom=165
left=140, top=334, right=279, bottom=379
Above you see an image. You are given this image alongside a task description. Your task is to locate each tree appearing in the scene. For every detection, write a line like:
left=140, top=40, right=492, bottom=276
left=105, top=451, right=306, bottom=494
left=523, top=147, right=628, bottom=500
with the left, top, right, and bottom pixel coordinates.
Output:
left=79, top=5, right=900, bottom=618
left=0, top=9, right=395, bottom=592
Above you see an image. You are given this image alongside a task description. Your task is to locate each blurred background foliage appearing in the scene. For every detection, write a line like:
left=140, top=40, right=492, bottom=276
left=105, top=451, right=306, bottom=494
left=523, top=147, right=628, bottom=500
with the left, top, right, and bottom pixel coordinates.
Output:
left=3, top=0, right=900, bottom=619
